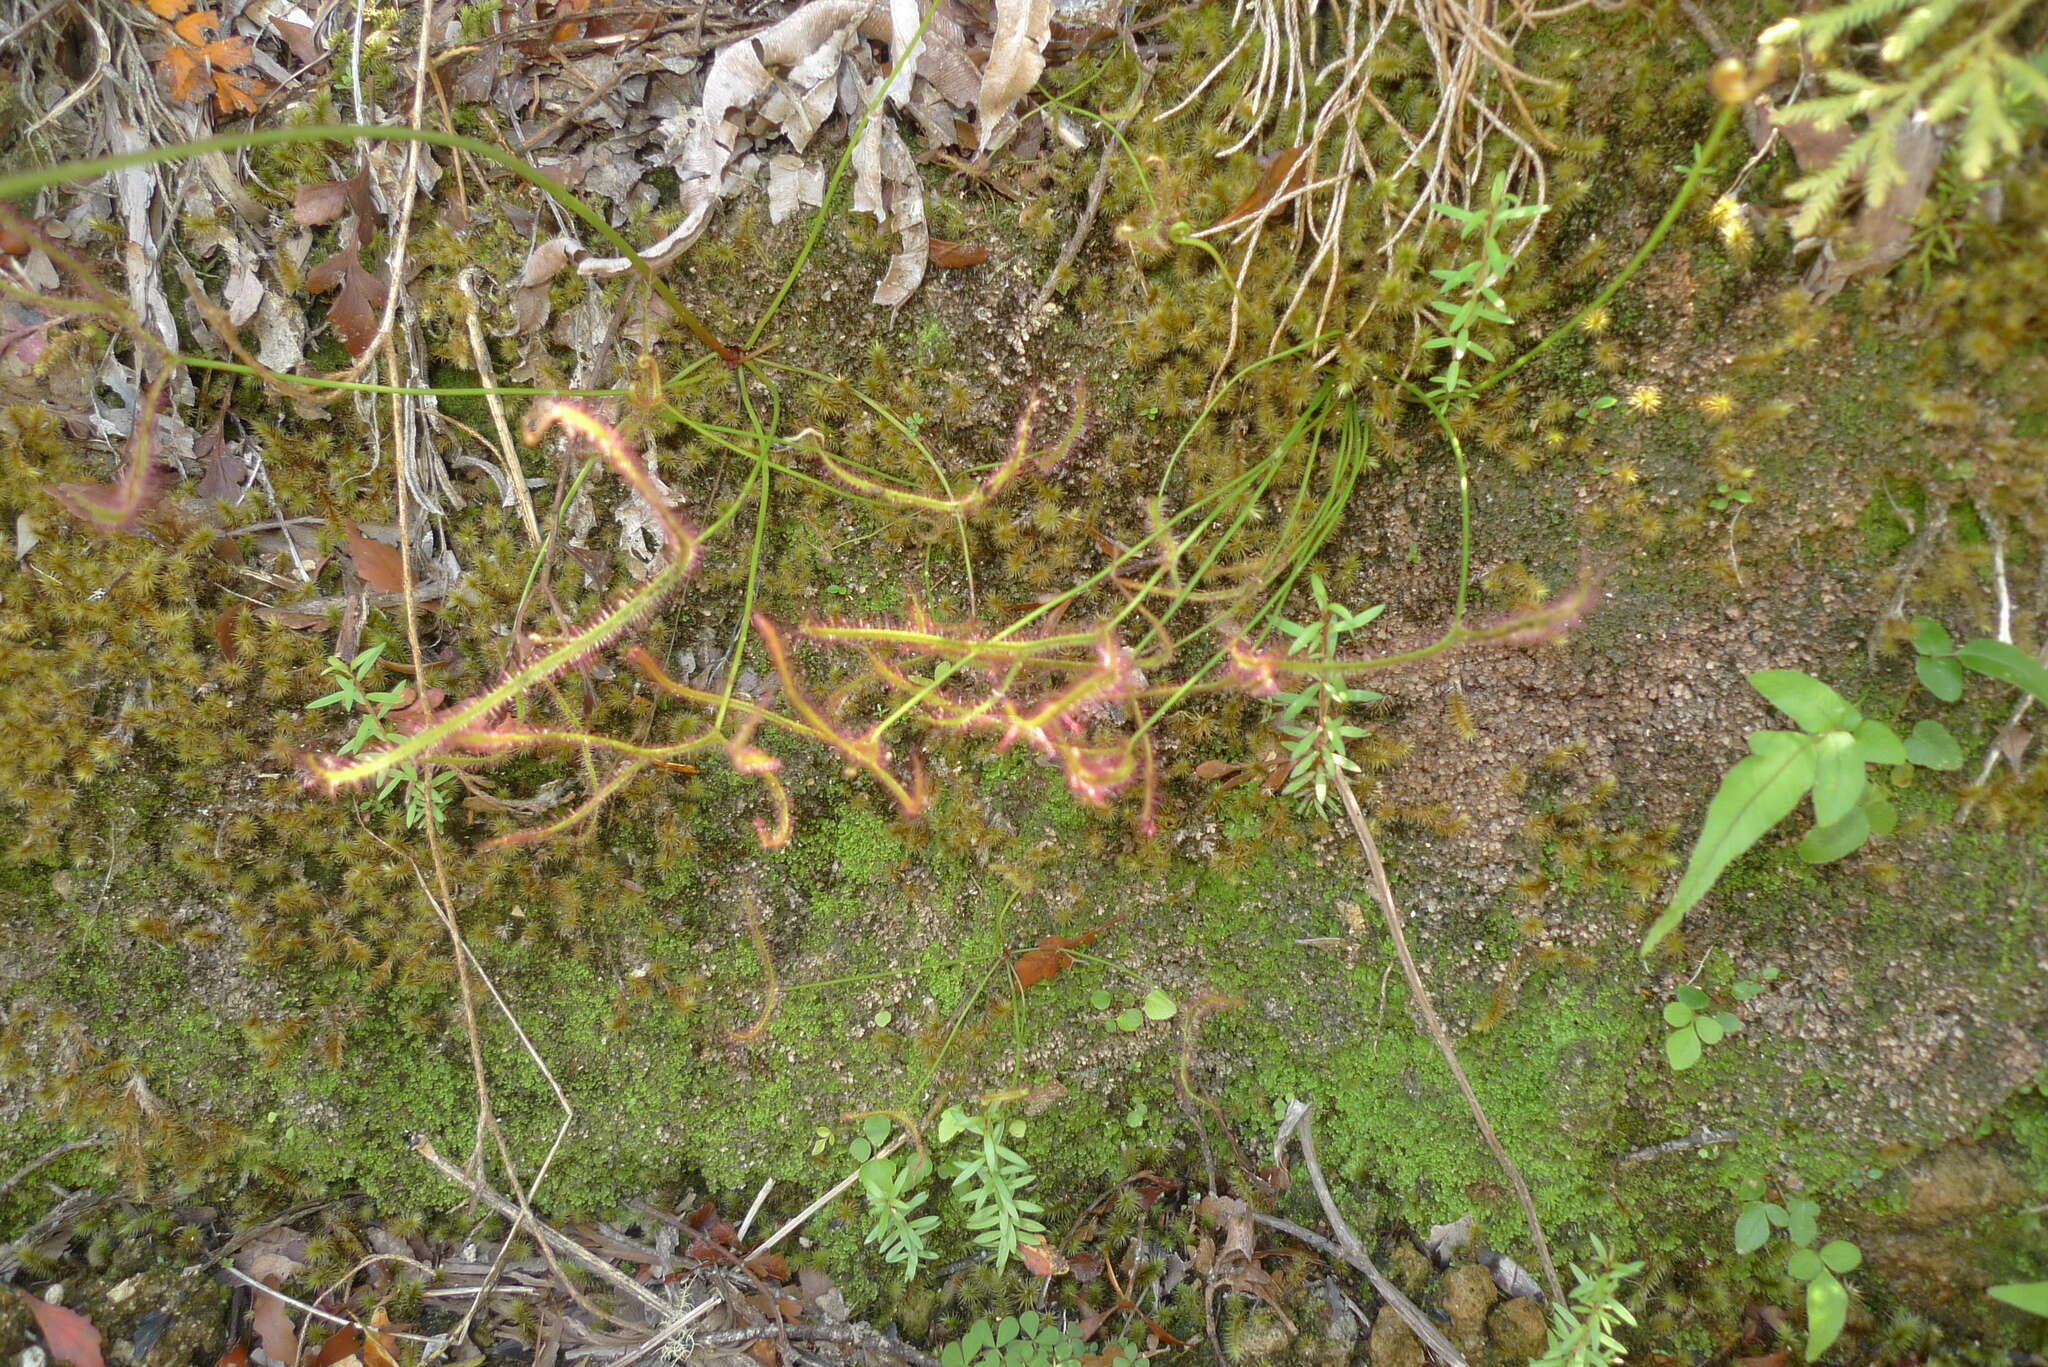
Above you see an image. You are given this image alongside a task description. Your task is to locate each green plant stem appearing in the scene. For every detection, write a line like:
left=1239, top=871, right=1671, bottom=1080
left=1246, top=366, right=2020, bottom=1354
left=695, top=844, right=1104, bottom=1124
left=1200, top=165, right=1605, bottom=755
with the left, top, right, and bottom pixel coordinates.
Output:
left=1473, top=104, right=1738, bottom=397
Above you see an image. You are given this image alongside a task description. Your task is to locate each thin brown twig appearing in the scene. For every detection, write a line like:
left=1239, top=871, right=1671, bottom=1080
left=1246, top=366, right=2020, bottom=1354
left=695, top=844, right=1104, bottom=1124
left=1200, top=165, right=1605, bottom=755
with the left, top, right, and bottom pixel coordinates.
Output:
left=414, top=1139, right=672, bottom=1318
left=1250, top=1197, right=1465, bottom=1367
left=1335, top=777, right=1563, bottom=1303
left=0, top=1139, right=105, bottom=1201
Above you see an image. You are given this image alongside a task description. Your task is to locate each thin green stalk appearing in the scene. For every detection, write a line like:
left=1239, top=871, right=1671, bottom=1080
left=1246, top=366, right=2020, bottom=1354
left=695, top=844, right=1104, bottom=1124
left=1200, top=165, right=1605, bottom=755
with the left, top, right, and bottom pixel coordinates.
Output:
left=1472, top=105, right=1737, bottom=397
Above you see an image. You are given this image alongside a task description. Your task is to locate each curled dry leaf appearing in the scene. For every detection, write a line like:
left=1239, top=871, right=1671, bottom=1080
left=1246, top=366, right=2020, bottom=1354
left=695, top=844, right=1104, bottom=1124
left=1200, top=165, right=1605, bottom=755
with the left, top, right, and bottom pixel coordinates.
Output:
left=303, top=248, right=390, bottom=358
left=1017, top=1238, right=1071, bottom=1277
left=510, top=236, right=583, bottom=337
left=976, top=0, right=1050, bottom=154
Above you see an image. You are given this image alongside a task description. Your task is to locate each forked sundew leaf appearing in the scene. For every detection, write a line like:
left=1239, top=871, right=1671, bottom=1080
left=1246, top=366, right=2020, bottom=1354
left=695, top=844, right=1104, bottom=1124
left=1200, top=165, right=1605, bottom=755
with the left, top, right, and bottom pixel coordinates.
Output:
left=1642, top=731, right=1817, bottom=958
left=1810, top=807, right=1875, bottom=860
left=1957, top=638, right=2048, bottom=706
left=1750, top=669, right=1860, bottom=733
left=1810, top=731, right=1866, bottom=827
left=1806, top=1267, right=1849, bottom=1358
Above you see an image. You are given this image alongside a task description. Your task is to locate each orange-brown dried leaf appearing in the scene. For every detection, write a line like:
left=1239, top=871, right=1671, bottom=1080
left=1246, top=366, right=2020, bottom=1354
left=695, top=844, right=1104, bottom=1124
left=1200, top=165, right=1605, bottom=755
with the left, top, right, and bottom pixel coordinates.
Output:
left=141, top=0, right=186, bottom=16
left=1012, top=946, right=1072, bottom=989
left=212, top=69, right=270, bottom=114
left=929, top=237, right=989, bottom=268
left=344, top=522, right=407, bottom=593
left=1017, top=1238, right=1070, bottom=1277
left=159, top=46, right=210, bottom=102
left=170, top=6, right=220, bottom=42
left=1216, top=146, right=1308, bottom=228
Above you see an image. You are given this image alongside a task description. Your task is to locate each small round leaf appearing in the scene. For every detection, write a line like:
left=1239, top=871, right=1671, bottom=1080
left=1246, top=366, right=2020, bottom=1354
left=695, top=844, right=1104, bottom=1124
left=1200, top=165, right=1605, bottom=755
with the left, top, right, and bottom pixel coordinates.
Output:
left=1666, top=1027, right=1702, bottom=1070
left=1787, top=1247, right=1823, bottom=1281
left=1664, top=1001, right=1695, bottom=1027
left=1819, top=1240, right=1862, bottom=1273
left=1694, top=1014, right=1725, bottom=1045
left=1142, top=988, right=1177, bottom=1021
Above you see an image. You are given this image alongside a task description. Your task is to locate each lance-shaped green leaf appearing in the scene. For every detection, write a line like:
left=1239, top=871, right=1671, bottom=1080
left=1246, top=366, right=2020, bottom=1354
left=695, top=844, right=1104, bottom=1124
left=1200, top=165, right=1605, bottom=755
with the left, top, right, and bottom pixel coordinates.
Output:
left=1643, top=731, right=1818, bottom=958
left=1810, top=730, right=1866, bottom=827
left=1751, top=669, right=1861, bottom=733
left=1957, top=638, right=2048, bottom=706
left=1805, top=1266, right=1849, bottom=1358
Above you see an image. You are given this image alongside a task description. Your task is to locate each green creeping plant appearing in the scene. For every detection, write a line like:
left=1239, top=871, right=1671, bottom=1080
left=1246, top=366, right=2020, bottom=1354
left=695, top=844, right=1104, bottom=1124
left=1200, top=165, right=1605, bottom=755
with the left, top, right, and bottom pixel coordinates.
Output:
left=1643, top=637, right=2048, bottom=957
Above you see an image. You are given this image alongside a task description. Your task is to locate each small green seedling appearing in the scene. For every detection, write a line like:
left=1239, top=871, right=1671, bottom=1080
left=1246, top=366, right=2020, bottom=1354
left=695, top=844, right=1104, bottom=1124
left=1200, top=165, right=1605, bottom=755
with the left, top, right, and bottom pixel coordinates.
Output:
left=1576, top=394, right=1619, bottom=420
left=1787, top=1240, right=1862, bottom=1358
left=1091, top=986, right=1176, bottom=1032
left=1733, top=1189, right=1861, bottom=1358
left=1268, top=575, right=1386, bottom=814
left=940, top=1313, right=1136, bottom=1367
left=1709, top=480, right=1753, bottom=511
left=1907, top=614, right=2048, bottom=733
left=852, top=1113, right=939, bottom=1281
left=939, top=1105, right=1046, bottom=1272
left=1662, top=984, right=1741, bottom=1071
left=307, top=643, right=455, bottom=829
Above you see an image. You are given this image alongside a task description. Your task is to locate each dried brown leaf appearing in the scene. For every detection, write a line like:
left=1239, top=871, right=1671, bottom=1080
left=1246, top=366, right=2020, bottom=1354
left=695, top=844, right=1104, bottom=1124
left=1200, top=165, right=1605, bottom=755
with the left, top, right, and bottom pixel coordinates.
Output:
left=1216, top=146, right=1308, bottom=228
left=344, top=522, right=407, bottom=593
left=928, top=237, right=989, bottom=268
left=250, top=1278, right=297, bottom=1367
left=20, top=1291, right=105, bottom=1367
left=976, top=0, right=1049, bottom=153
left=303, top=248, right=389, bottom=358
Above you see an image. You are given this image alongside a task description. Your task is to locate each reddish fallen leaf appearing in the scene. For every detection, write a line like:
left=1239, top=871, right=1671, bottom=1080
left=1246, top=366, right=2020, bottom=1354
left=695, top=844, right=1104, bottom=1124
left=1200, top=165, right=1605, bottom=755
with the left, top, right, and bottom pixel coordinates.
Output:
left=214, top=602, right=244, bottom=659
left=250, top=1277, right=298, bottom=1367
left=344, top=522, right=407, bottom=593
left=304, top=248, right=389, bottom=358
left=215, top=1346, right=251, bottom=1367
left=310, top=1328, right=361, bottom=1367
left=360, top=1309, right=400, bottom=1367
left=1012, top=911, right=1133, bottom=991
left=745, top=1250, right=790, bottom=1283
left=1017, top=1238, right=1070, bottom=1278
left=20, top=1291, right=105, bottom=1367
left=1066, top=1250, right=1103, bottom=1284
left=292, top=181, right=353, bottom=228
left=271, top=17, right=320, bottom=64
left=1012, top=945, right=1073, bottom=989
left=928, top=238, right=989, bottom=268
left=1193, top=759, right=1244, bottom=781
left=1216, top=145, right=1308, bottom=229
left=53, top=371, right=175, bottom=533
